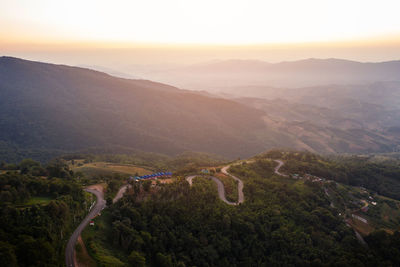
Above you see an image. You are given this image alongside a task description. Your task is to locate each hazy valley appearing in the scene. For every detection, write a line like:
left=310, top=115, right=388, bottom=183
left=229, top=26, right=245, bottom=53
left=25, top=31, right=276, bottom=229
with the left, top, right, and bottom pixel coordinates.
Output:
left=1, top=57, right=399, bottom=164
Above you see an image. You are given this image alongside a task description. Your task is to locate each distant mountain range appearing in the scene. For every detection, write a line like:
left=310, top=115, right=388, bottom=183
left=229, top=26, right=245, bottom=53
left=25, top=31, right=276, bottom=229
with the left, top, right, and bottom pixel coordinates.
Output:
left=0, top=57, right=399, bottom=162
left=140, top=58, right=400, bottom=90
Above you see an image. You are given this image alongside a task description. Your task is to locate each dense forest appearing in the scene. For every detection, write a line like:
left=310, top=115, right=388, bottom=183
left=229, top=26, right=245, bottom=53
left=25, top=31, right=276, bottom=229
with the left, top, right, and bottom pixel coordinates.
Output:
left=83, top=158, right=399, bottom=266
left=3, top=151, right=400, bottom=266
left=0, top=159, right=88, bottom=266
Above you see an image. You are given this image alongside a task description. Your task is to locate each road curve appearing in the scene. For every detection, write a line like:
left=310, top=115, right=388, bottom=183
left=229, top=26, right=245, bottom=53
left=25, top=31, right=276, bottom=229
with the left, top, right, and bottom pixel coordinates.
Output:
left=186, top=175, right=238, bottom=205
left=186, top=164, right=244, bottom=205
left=221, top=165, right=244, bottom=204
left=65, top=188, right=106, bottom=267
left=113, top=184, right=131, bottom=203
left=273, top=159, right=288, bottom=177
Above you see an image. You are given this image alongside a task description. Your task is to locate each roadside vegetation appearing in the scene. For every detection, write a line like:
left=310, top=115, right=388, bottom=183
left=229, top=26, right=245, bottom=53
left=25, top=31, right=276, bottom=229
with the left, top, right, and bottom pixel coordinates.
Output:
left=80, top=150, right=400, bottom=266
left=75, top=236, right=97, bottom=267
left=4, top=150, right=400, bottom=266
left=261, top=149, right=400, bottom=200
left=0, top=159, right=88, bottom=266
left=80, top=154, right=383, bottom=265
left=215, top=171, right=238, bottom=203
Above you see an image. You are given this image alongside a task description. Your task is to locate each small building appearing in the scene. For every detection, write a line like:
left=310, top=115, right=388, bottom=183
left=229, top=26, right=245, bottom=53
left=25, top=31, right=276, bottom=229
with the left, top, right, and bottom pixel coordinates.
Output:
left=89, top=221, right=94, bottom=226
left=201, top=169, right=209, bottom=174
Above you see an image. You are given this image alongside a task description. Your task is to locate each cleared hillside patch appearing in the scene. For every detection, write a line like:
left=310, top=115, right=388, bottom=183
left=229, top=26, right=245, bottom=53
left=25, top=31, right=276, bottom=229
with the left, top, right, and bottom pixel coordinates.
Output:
left=72, top=161, right=152, bottom=176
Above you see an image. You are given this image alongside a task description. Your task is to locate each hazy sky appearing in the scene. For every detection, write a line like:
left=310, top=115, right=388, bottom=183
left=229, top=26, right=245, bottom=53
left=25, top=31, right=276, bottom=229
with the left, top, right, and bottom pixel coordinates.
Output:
left=1, top=0, right=400, bottom=65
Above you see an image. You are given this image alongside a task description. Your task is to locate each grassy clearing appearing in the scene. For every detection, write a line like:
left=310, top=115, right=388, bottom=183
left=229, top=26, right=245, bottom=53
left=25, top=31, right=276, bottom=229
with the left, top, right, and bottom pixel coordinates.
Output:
left=25, top=196, right=52, bottom=205
left=76, top=167, right=118, bottom=178
left=72, top=161, right=152, bottom=176
left=15, top=196, right=53, bottom=208
left=350, top=216, right=375, bottom=235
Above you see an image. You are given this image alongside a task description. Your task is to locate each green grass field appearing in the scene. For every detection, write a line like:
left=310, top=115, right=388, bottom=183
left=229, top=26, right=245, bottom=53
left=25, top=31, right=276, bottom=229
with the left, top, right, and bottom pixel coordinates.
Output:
left=14, top=196, right=53, bottom=208
left=72, top=161, right=152, bottom=176
left=26, top=196, right=52, bottom=205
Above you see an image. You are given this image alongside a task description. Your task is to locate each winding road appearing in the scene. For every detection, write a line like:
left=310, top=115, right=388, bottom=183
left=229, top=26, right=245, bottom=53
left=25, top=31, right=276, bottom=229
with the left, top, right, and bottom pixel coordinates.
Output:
left=186, top=163, right=246, bottom=205
left=273, top=159, right=288, bottom=177
left=186, top=175, right=239, bottom=205
left=271, top=159, right=369, bottom=247
left=67, top=158, right=287, bottom=266
left=65, top=188, right=106, bottom=267
left=66, top=158, right=371, bottom=267
left=186, top=159, right=286, bottom=206
left=221, top=165, right=244, bottom=204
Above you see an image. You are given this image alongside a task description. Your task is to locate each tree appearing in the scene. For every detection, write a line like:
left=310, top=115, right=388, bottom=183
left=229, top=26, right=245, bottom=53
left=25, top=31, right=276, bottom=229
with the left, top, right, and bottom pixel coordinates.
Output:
left=30, top=165, right=47, bottom=176
left=0, top=241, right=17, bottom=267
left=0, top=190, right=14, bottom=202
left=107, top=197, right=113, bottom=206
left=46, top=159, right=71, bottom=178
left=156, top=252, right=173, bottom=267
left=19, top=159, right=40, bottom=174
left=143, top=180, right=152, bottom=192
left=128, top=250, right=146, bottom=267
left=4, top=163, right=18, bottom=170
left=108, top=180, right=118, bottom=193
left=17, top=236, right=55, bottom=266
left=0, top=161, right=6, bottom=170
left=0, top=170, right=86, bottom=266
left=133, top=182, right=141, bottom=194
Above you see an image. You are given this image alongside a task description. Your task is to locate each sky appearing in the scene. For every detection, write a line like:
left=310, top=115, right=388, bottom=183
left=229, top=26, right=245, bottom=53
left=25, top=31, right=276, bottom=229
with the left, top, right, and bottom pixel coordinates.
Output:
left=1, top=0, right=400, bottom=65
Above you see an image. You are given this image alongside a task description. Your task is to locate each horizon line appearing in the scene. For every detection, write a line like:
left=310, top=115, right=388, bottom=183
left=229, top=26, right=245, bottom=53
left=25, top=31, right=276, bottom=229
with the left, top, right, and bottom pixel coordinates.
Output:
left=1, top=34, right=400, bottom=49
left=2, top=55, right=400, bottom=66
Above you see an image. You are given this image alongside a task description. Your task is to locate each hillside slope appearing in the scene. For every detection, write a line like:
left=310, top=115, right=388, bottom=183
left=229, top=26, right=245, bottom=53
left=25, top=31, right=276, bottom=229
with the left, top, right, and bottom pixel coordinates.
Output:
left=0, top=57, right=399, bottom=162
left=0, top=57, right=273, bottom=160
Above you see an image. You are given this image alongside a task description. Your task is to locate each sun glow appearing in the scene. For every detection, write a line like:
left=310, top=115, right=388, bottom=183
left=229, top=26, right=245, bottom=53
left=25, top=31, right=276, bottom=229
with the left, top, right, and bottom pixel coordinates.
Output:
left=1, top=0, right=400, bottom=45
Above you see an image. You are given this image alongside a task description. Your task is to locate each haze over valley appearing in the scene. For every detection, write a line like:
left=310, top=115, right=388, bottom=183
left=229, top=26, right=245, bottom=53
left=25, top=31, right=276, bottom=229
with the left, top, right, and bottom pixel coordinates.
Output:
left=1, top=56, right=399, bottom=163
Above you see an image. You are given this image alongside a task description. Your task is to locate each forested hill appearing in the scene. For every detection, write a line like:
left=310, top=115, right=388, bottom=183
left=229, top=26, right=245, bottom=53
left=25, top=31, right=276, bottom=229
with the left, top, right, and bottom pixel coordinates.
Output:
left=1, top=57, right=399, bottom=163
left=0, top=56, right=271, bottom=160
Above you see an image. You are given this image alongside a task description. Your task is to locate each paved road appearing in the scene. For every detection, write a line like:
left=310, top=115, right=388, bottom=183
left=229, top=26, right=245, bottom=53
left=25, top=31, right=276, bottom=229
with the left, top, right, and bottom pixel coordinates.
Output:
left=65, top=188, right=106, bottom=267
left=186, top=175, right=238, bottom=205
left=273, top=158, right=369, bottom=246
left=273, top=159, right=288, bottom=177
left=186, top=164, right=244, bottom=205
left=113, top=184, right=131, bottom=203
left=221, top=165, right=244, bottom=204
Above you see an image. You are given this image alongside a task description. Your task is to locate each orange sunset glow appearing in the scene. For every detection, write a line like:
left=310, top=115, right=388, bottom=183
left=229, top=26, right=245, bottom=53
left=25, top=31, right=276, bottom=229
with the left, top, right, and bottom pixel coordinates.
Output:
left=2, top=0, right=400, bottom=44
left=1, top=0, right=400, bottom=65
